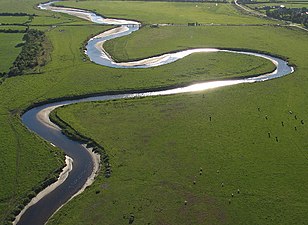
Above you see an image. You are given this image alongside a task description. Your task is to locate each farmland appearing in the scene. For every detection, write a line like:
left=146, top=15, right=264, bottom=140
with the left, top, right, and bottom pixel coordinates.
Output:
left=51, top=82, right=308, bottom=224
left=55, top=0, right=278, bottom=24
left=0, top=32, right=24, bottom=73
left=48, top=1, right=307, bottom=224
left=0, top=0, right=307, bottom=224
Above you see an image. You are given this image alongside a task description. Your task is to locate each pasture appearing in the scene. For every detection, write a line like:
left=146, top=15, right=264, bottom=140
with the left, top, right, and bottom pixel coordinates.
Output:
left=45, top=2, right=308, bottom=224
left=55, top=0, right=277, bottom=25
left=0, top=0, right=307, bottom=224
left=50, top=81, right=308, bottom=224
left=0, top=32, right=24, bottom=73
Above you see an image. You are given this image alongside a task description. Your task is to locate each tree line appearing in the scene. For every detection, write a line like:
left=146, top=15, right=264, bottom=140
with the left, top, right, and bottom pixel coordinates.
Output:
left=238, top=0, right=284, bottom=3
left=9, top=29, right=47, bottom=76
left=116, top=0, right=228, bottom=2
left=0, top=29, right=26, bottom=33
left=0, top=12, right=36, bottom=16
left=266, top=7, right=308, bottom=28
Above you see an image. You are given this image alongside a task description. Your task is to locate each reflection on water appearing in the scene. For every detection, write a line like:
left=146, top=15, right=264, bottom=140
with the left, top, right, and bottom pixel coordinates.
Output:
left=39, top=1, right=293, bottom=84
left=17, top=2, right=295, bottom=225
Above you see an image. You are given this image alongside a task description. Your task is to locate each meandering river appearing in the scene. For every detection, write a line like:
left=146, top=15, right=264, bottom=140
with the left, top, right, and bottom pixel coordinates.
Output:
left=15, top=1, right=294, bottom=224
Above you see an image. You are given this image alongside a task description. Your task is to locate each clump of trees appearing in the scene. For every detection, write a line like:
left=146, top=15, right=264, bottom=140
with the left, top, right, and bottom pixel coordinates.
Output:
left=266, top=7, right=308, bottom=28
left=9, top=29, right=47, bottom=76
left=0, top=72, right=6, bottom=77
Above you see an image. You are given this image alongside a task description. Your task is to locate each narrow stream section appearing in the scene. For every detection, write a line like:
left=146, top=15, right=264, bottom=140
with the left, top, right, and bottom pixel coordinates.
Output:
left=16, top=1, right=294, bottom=225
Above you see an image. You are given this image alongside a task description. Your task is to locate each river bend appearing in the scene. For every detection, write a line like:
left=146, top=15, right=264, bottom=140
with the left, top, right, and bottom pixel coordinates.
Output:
left=16, top=1, right=294, bottom=224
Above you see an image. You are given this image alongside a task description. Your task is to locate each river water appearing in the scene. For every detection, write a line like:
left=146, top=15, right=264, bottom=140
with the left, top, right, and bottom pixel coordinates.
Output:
left=16, top=1, right=294, bottom=224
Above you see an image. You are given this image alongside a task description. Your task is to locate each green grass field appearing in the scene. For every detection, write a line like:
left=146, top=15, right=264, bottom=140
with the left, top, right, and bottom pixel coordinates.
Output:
left=252, top=0, right=308, bottom=2
left=45, top=3, right=308, bottom=224
left=0, top=16, right=30, bottom=24
left=104, top=25, right=305, bottom=68
left=0, top=0, right=307, bottom=224
left=30, top=13, right=91, bottom=26
left=55, top=0, right=277, bottom=25
left=0, top=32, right=24, bottom=73
left=0, top=0, right=51, bottom=15
left=50, top=83, right=308, bottom=224
left=0, top=25, right=27, bottom=31
left=0, top=114, right=64, bottom=222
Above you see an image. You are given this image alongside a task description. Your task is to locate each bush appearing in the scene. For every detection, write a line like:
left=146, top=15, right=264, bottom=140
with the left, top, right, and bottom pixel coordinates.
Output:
left=8, top=29, right=47, bottom=76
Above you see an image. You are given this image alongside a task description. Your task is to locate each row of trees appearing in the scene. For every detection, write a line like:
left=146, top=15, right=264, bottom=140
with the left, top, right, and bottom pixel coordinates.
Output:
left=1, top=22, right=31, bottom=26
left=0, top=12, right=36, bottom=16
left=266, top=7, right=308, bottom=28
left=0, top=29, right=26, bottom=33
left=238, top=0, right=285, bottom=4
left=126, top=0, right=228, bottom=1
left=9, top=29, right=47, bottom=76
left=0, top=13, right=36, bottom=26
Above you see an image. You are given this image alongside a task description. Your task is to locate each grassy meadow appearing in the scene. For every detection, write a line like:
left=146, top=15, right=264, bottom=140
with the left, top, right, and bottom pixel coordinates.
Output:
left=0, top=114, right=65, bottom=222
left=45, top=2, right=307, bottom=225
left=253, top=0, right=308, bottom=2
left=0, top=32, right=24, bottom=73
left=50, top=81, right=308, bottom=224
left=55, top=0, right=277, bottom=25
left=103, top=25, right=299, bottom=62
left=0, top=0, right=307, bottom=224
left=0, top=16, right=30, bottom=24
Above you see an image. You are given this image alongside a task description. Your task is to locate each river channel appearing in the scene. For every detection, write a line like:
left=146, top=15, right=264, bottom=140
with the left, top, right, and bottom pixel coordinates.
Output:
left=16, top=1, right=294, bottom=224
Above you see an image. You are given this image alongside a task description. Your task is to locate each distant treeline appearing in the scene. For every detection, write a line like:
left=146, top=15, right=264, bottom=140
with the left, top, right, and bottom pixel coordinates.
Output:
left=0, top=22, right=32, bottom=27
left=0, top=23, right=29, bottom=26
left=114, top=0, right=228, bottom=2
left=0, top=12, right=36, bottom=17
left=9, top=29, right=47, bottom=76
left=0, top=29, right=26, bottom=33
left=238, top=0, right=284, bottom=3
left=266, top=7, right=308, bottom=28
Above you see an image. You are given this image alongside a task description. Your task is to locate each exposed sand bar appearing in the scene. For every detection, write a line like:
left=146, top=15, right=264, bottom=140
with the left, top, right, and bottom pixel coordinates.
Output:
left=16, top=103, right=101, bottom=224
left=36, top=105, right=61, bottom=130
left=13, top=156, right=73, bottom=225
left=38, top=2, right=139, bottom=25
left=37, top=104, right=101, bottom=207
left=47, top=145, right=100, bottom=223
